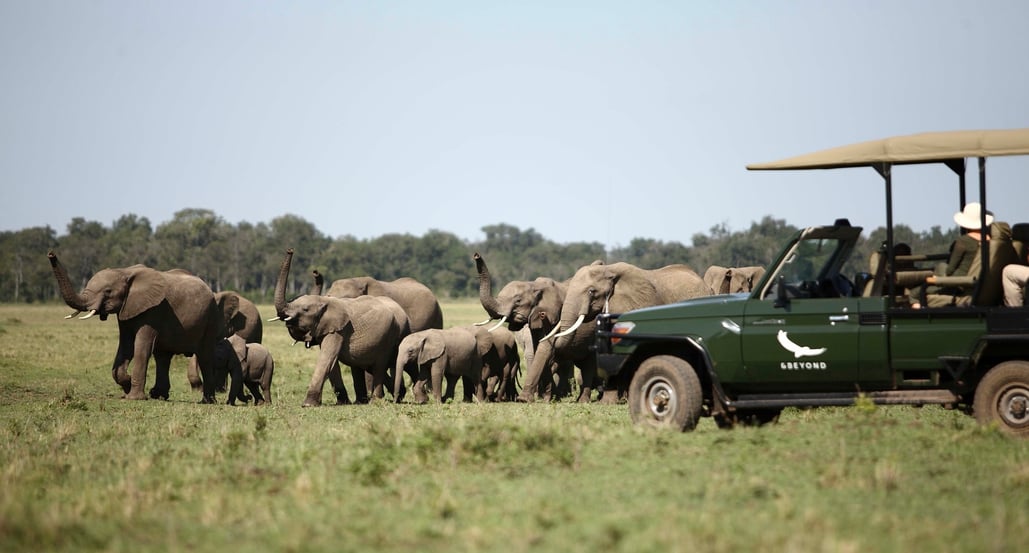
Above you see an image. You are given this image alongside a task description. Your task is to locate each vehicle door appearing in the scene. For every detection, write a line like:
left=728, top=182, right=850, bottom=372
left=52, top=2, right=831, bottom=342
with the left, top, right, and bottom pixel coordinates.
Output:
left=738, top=226, right=871, bottom=392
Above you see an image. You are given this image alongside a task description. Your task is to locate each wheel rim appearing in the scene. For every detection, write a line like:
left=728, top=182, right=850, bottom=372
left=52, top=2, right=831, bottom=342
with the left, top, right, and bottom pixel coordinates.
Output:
left=996, top=385, right=1029, bottom=428
left=641, top=375, right=677, bottom=422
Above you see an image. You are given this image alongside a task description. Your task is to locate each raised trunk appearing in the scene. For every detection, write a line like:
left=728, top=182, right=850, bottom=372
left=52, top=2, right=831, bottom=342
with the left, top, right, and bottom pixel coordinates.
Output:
left=474, top=253, right=502, bottom=319
left=48, top=251, right=88, bottom=311
left=311, top=270, right=324, bottom=295
left=274, top=249, right=294, bottom=318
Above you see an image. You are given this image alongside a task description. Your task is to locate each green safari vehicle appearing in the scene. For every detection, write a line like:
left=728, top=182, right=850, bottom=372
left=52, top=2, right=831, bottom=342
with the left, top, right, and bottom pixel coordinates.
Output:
left=596, top=129, right=1029, bottom=435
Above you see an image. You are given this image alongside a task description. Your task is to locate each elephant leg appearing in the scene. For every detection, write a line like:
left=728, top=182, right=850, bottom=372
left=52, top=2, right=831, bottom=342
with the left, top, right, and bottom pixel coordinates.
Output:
left=328, top=359, right=350, bottom=405
left=350, top=364, right=369, bottom=404
left=554, top=360, right=575, bottom=400
left=225, top=358, right=245, bottom=406
left=244, top=380, right=263, bottom=405
left=186, top=356, right=204, bottom=392
left=194, top=343, right=220, bottom=405
left=111, top=337, right=133, bottom=395
left=126, top=327, right=157, bottom=400
left=431, top=364, right=447, bottom=403
left=576, top=357, right=599, bottom=403
left=443, top=374, right=458, bottom=403
left=303, top=335, right=343, bottom=407
left=519, top=341, right=556, bottom=402
left=149, top=351, right=173, bottom=400
left=368, top=364, right=387, bottom=400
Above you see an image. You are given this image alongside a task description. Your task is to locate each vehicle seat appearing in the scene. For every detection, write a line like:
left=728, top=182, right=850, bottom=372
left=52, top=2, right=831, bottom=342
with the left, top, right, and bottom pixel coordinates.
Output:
left=1012, top=223, right=1029, bottom=265
left=922, top=222, right=1018, bottom=307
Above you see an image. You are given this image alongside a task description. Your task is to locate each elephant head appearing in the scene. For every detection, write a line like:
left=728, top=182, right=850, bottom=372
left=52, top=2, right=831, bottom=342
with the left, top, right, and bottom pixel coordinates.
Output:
left=474, top=252, right=565, bottom=332
left=703, top=265, right=766, bottom=294
left=394, top=331, right=445, bottom=400
left=273, top=249, right=347, bottom=346
left=553, top=262, right=711, bottom=341
left=49, top=252, right=166, bottom=321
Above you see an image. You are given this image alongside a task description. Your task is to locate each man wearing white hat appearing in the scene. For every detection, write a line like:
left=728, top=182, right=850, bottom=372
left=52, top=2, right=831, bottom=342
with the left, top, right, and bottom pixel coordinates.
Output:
left=912, top=202, right=992, bottom=308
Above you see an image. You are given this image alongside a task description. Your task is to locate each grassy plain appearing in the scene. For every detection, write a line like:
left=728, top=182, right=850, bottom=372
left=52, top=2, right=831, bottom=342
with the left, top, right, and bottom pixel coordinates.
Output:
left=1, top=300, right=1027, bottom=552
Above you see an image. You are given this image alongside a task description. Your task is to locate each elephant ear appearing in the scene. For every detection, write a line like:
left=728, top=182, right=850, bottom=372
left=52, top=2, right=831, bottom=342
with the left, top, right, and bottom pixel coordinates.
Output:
left=228, top=334, right=247, bottom=362
left=217, top=292, right=242, bottom=336
left=472, top=329, right=493, bottom=358
left=418, top=333, right=446, bottom=365
left=120, top=269, right=167, bottom=320
left=609, top=265, right=657, bottom=313
left=319, top=301, right=349, bottom=334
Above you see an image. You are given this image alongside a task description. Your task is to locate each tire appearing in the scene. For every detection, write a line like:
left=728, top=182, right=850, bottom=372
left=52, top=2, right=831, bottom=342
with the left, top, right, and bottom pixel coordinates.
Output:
left=628, top=355, right=703, bottom=432
left=973, top=361, right=1029, bottom=437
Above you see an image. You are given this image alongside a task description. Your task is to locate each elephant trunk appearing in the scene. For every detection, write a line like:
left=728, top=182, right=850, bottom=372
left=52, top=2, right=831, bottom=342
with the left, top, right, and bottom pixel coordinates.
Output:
left=311, top=270, right=324, bottom=296
left=274, top=249, right=294, bottom=319
left=474, top=253, right=502, bottom=319
left=48, top=251, right=88, bottom=312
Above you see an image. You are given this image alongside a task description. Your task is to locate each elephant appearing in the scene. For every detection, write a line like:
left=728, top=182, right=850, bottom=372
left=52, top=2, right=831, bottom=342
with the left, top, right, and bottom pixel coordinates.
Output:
left=272, top=249, right=412, bottom=406
left=464, top=324, right=521, bottom=402
left=48, top=252, right=236, bottom=403
left=519, top=261, right=713, bottom=403
left=474, top=252, right=576, bottom=401
left=312, top=270, right=443, bottom=333
left=213, top=334, right=275, bottom=405
left=187, top=290, right=263, bottom=393
left=394, top=327, right=484, bottom=404
left=703, top=265, right=766, bottom=294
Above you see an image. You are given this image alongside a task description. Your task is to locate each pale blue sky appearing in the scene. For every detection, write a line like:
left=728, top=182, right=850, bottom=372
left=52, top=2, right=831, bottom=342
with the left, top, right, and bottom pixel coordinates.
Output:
left=2, top=0, right=1027, bottom=247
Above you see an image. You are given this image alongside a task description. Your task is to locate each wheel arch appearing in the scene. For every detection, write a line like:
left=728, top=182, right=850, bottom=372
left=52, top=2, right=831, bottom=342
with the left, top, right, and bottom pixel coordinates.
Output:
left=608, top=337, right=720, bottom=411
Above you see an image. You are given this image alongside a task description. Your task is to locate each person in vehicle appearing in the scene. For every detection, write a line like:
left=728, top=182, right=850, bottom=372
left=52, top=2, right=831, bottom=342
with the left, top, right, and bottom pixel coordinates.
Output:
left=1002, top=251, right=1029, bottom=306
left=911, top=202, right=992, bottom=308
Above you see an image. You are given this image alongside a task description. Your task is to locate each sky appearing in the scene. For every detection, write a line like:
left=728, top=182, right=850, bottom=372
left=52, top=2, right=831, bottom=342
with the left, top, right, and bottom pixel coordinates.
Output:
left=2, top=0, right=1028, bottom=249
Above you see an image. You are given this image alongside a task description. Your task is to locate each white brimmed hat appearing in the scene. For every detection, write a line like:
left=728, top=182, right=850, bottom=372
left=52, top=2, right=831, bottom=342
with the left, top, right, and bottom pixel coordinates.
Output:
left=953, top=202, right=994, bottom=230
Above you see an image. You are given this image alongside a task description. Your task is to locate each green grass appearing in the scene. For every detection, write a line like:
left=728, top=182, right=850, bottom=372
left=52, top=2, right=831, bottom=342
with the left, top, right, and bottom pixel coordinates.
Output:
left=1, top=302, right=1027, bottom=552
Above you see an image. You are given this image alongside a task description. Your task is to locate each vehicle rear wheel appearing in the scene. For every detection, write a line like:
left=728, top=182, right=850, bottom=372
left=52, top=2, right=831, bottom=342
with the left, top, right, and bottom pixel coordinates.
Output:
left=628, top=355, right=703, bottom=432
left=973, top=361, right=1029, bottom=437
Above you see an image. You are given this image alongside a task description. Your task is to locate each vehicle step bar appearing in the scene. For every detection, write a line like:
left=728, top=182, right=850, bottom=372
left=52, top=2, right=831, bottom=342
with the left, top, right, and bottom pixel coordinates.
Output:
left=730, top=389, right=960, bottom=409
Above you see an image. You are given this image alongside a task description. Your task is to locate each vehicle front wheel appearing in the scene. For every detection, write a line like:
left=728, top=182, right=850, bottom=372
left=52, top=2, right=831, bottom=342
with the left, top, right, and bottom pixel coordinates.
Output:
left=973, top=361, right=1029, bottom=437
left=628, top=355, right=703, bottom=432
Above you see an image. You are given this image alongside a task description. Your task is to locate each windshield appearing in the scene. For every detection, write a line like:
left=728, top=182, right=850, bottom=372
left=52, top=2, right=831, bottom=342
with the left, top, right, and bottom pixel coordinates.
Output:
left=760, top=225, right=862, bottom=301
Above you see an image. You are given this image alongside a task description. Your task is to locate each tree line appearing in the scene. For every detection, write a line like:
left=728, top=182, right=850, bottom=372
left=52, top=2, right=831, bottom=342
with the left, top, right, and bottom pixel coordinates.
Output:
left=0, top=208, right=959, bottom=303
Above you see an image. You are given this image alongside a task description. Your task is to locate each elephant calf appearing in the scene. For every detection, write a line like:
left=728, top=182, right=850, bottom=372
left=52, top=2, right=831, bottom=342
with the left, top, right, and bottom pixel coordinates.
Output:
left=214, top=334, right=275, bottom=405
left=395, top=328, right=484, bottom=404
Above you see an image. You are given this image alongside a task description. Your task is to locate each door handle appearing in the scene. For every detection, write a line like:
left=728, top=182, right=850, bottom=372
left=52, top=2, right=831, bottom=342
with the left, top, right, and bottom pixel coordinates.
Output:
left=829, top=315, right=850, bottom=323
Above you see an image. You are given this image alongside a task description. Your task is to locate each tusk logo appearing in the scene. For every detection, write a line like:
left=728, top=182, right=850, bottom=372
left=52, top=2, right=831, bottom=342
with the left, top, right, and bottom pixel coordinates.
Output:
left=777, top=330, right=827, bottom=358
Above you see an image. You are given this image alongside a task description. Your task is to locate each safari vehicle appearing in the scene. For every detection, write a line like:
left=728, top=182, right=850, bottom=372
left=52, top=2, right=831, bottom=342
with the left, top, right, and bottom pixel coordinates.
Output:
left=596, top=129, right=1029, bottom=435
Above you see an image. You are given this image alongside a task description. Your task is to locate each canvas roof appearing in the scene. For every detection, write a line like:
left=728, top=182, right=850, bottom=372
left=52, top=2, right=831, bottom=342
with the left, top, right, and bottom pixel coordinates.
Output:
left=746, top=128, right=1029, bottom=170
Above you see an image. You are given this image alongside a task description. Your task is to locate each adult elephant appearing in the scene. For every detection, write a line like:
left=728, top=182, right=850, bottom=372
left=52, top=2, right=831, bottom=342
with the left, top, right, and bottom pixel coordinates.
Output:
left=394, top=327, right=484, bottom=404
left=474, top=252, right=575, bottom=400
left=187, top=290, right=263, bottom=392
left=520, top=261, right=712, bottom=403
left=272, top=249, right=411, bottom=406
left=48, top=252, right=236, bottom=403
left=312, top=270, right=443, bottom=332
left=703, top=265, right=766, bottom=294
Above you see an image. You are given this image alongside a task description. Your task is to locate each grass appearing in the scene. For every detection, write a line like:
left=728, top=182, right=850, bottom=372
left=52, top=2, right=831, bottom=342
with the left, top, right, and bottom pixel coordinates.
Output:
left=1, top=300, right=1028, bottom=552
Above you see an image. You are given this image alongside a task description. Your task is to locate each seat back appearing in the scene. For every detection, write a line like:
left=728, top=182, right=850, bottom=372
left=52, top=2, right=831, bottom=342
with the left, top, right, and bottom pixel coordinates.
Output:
left=1012, top=222, right=1029, bottom=265
left=969, top=222, right=1019, bottom=306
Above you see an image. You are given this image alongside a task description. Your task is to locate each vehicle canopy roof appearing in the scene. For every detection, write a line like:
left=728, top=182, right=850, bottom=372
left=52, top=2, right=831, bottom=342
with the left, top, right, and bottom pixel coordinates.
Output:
left=746, top=129, right=1029, bottom=171
left=745, top=128, right=1029, bottom=306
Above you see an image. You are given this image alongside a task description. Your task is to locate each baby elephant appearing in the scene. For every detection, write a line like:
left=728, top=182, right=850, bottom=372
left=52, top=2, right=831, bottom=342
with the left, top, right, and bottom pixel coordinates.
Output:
left=394, top=328, right=483, bottom=404
left=215, top=334, right=275, bottom=405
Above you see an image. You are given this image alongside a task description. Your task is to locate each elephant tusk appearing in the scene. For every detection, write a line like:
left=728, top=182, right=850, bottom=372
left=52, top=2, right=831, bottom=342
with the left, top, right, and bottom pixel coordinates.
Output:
left=474, top=317, right=494, bottom=326
left=603, top=297, right=610, bottom=314
left=283, top=316, right=293, bottom=322
left=553, top=315, right=585, bottom=339
left=487, top=316, right=508, bottom=333
left=267, top=316, right=281, bottom=322
left=78, top=309, right=97, bottom=320
left=64, top=310, right=82, bottom=319
left=540, top=324, right=562, bottom=342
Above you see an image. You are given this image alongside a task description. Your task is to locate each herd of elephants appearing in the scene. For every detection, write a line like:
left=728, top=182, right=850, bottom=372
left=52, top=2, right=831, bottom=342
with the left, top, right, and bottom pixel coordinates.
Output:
left=46, top=248, right=764, bottom=406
